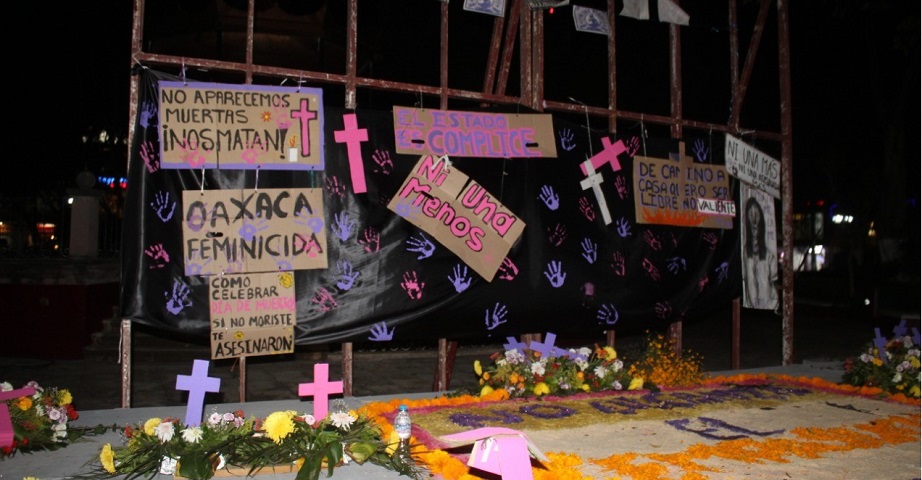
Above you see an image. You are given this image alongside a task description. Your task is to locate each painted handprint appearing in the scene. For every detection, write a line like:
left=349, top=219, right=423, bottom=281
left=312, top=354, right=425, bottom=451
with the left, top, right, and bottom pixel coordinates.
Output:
left=715, top=261, right=729, bottom=283
left=581, top=281, right=595, bottom=306
left=543, top=260, right=566, bottom=288
left=151, top=190, right=176, bottom=222
left=144, top=243, right=170, bottom=269
left=654, top=301, right=672, bottom=320
left=164, top=278, right=192, bottom=315
left=597, top=303, right=619, bottom=325
left=358, top=227, right=380, bottom=253
left=697, top=275, right=710, bottom=292
left=484, top=302, right=508, bottom=330
left=371, top=148, right=393, bottom=175
left=140, top=140, right=160, bottom=173
left=538, top=185, right=560, bottom=211
left=184, top=253, right=213, bottom=276
left=324, top=176, right=346, bottom=200
left=331, top=211, right=356, bottom=242
left=294, top=206, right=324, bottom=234
left=368, top=322, right=394, bottom=341
left=692, top=139, right=709, bottom=162
left=448, top=264, right=473, bottom=293
left=400, top=271, right=425, bottom=300
left=580, top=238, right=597, bottom=264
left=643, top=229, right=662, bottom=251
left=701, top=232, right=719, bottom=250
left=642, top=258, right=661, bottom=281
left=610, top=251, right=626, bottom=276
left=615, top=217, right=632, bottom=238
left=577, top=196, right=596, bottom=221
left=614, top=175, right=630, bottom=200
left=138, top=100, right=157, bottom=129
left=393, top=198, right=422, bottom=222
left=310, top=287, right=338, bottom=312
left=667, top=256, right=687, bottom=274
left=547, top=223, right=568, bottom=247
left=179, top=139, right=207, bottom=168
left=625, top=136, right=641, bottom=157
left=239, top=214, right=268, bottom=241
left=558, top=128, right=576, bottom=151
left=406, top=232, right=435, bottom=260
left=497, top=257, right=519, bottom=281
left=336, top=259, right=360, bottom=291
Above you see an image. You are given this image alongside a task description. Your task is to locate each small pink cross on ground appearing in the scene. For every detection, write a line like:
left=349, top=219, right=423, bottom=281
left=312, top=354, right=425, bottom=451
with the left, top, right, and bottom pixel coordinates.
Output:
left=298, top=363, right=344, bottom=419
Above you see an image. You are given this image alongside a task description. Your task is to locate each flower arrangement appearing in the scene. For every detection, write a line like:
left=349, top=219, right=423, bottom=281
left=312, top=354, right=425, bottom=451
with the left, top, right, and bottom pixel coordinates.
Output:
left=626, top=331, right=707, bottom=387
left=842, top=332, right=921, bottom=398
left=1, top=380, right=83, bottom=459
left=473, top=343, right=641, bottom=398
left=88, top=406, right=427, bottom=480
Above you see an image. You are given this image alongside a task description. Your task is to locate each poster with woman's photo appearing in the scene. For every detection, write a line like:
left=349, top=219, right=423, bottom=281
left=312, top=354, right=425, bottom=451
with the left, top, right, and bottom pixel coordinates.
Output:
left=741, top=185, right=779, bottom=310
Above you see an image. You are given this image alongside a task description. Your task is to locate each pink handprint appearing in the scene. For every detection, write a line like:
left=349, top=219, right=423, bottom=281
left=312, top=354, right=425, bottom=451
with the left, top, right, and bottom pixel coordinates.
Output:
left=400, top=271, right=425, bottom=300
left=610, top=251, right=626, bottom=276
left=325, top=175, right=346, bottom=200
left=179, top=139, right=208, bottom=168
left=578, top=196, right=596, bottom=221
left=702, top=232, right=719, bottom=250
left=547, top=223, right=568, bottom=247
left=140, top=140, right=160, bottom=173
left=144, top=243, right=170, bottom=269
left=497, top=257, right=519, bottom=281
left=643, top=229, right=662, bottom=251
left=371, top=148, right=393, bottom=175
left=358, top=227, right=380, bottom=253
left=625, top=136, right=640, bottom=157
left=310, top=287, right=338, bottom=312
left=642, top=258, right=661, bottom=281
left=613, top=175, right=630, bottom=200
left=697, top=275, right=710, bottom=292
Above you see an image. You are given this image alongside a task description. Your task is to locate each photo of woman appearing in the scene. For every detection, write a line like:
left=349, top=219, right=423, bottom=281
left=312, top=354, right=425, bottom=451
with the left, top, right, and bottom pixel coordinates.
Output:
left=741, top=185, right=779, bottom=310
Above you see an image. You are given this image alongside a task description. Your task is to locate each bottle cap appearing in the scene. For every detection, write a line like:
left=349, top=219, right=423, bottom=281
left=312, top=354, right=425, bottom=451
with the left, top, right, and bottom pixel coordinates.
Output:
left=399, top=404, right=408, bottom=411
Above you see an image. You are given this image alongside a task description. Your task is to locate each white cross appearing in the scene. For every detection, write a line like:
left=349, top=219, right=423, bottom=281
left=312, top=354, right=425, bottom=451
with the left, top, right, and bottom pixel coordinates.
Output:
left=579, top=159, right=612, bottom=225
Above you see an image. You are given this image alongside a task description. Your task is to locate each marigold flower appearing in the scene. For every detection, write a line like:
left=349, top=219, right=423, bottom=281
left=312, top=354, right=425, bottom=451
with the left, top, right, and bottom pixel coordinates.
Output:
left=263, top=411, right=296, bottom=443
left=16, top=397, right=32, bottom=411
left=628, top=377, right=645, bottom=390
left=480, top=385, right=495, bottom=397
left=534, top=382, right=551, bottom=396
left=143, top=417, right=162, bottom=435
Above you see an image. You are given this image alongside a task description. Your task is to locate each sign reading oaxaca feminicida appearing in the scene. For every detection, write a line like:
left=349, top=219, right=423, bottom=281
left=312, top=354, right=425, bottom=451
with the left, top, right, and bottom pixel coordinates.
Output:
left=158, top=81, right=325, bottom=170
left=209, top=271, right=295, bottom=360
left=388, top=155, right=525, bottom=281
left=181, top=188, right=328, bottom=275
left=633, top=142, right=733, bottom=229
left=393, top=106, right=557, bottom=158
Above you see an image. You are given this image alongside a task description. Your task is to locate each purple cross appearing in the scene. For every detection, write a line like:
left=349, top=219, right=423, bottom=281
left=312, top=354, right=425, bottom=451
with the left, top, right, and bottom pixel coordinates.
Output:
left=579, top=137, right=626, bottom=176
left=892, top=319, right=908, bottom=338
left=528, top=332, right=560, bottom=359
left=298, top=363, right=344, bottom=419
left=334, top=113, right=369, bottom=193
left=912, top=328, right=921, bottom=347
left=176, top=359, right=221, bottom=426
left=872, top=328, right=889, bottom=363
left=1, top=386, right=36, bottom=448
left=290, top=98, right=318, bottom=157
left=503, top=336, right=528, bottom=353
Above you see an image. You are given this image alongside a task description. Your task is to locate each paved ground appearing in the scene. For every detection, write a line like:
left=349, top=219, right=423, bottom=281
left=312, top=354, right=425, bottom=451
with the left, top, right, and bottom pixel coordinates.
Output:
left=1, top=300, right=901, bottom=412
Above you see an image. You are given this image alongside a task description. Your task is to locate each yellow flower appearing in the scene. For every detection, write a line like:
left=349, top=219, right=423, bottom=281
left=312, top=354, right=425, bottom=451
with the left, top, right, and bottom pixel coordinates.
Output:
left=910, top=356, right=920, bottom=369
left=603, top=346, right=617, bottom=360
left=581, top=384, right=591, bottom=392
left=16, top=397, right=32, bottom=411
left=385, top=430, right=400, bottom=456
left=100, top=443, right=117, bottom=473
left=474, top=360, right=483, bottom=376
left=480, top=385, right=495, bottom=397
left=143, top=418, right=162, bottom=435
left=533, top=382, right=551, bottom=396
left=871, top=357, right=884, bottom=367
left=264, top=411, right=296, bottom=443
left=58, top=389, right=73, bottom=406
left=628, top=377, right=645, bottom=390
left=909, top=385, right=920, bottom=398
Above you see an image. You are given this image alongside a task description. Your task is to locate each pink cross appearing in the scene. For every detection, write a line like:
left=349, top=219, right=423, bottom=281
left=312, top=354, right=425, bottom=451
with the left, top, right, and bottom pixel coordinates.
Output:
left=1, top=386, right=35, bottom=448
left=290, top=99, right=318, bottom=158
left=579, top=137, right=626, bottom=176
left=334, top=113, right=369, bottom=193
left=176, top=359, right=221, bottom=426
left=298, top=363, right=344, bottom=419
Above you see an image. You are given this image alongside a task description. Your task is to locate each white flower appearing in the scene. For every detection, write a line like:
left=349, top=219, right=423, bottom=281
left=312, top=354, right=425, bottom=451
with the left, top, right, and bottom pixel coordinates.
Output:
left=330, top=411, right=355, bottom=430
left=594, top=366, right=607, bottom=379
left=892, top=372, right=902, bottom=384
left=530, top=362, right=546, bottom=376
left=51, top=423, right=68, bottom=441
left=612, top=380, right=623, bottom=390
left=181, top=426, right=203, bottom=443
left=222, top=412, right=236, bottom=423
left=155, top=422, right=176, bottom=443
left=300, top=414, right=316, bottom=425
left=578, top=347, right=592, bottom=358
left=496, top=358, right=508, bottom=367
left=0, top=382, right=12, bottom=392
left=233, top=416, right=246, bottom=428
left=902, top=336, right=913, bottom=348
left=208, top=412, right=223, bottom=425
left=612, top=359, right=624, bottom=372
left=859, top=353, right=870, bottom=363
left=47, top=407, right=63, bottom=422
left=505, top=349, right=525, bottom=365
left=575, top=358, right=589, bottom=371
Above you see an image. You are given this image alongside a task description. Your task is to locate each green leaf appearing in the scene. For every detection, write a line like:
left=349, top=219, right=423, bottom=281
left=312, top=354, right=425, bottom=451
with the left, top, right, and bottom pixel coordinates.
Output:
left=345, top=441, right=376, bottom=464
left=177, top=453, right=217, bottom=480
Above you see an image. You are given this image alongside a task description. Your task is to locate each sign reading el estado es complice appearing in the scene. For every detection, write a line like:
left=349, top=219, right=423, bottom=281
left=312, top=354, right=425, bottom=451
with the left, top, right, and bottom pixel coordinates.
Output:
left=157, top=81, right=325, bottom=170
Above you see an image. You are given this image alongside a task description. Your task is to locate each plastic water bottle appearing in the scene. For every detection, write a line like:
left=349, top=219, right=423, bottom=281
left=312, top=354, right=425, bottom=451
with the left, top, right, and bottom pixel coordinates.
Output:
left=394, top=404, right=412, bottom=441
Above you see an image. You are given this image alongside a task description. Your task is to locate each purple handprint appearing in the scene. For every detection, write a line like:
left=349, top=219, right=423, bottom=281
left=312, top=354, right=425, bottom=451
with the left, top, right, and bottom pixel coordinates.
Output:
left=400, top=271, right=425, bottom=300
left=538, top=185, right=560, bottom=211
left=692, top=139, right=709, bottom=162
left=667, top=257, right=687, bottom=274
left=164, top=278, right=192, bottom=315
left=358, top=227, right=380, bottom=253
left=368, top=322, right=394, bottom=341
left=597, top=303, right=619, bottom=325
left=558, top=128, right=576, bottom=151
left=331, top=211, right=356, bottom=242
left=239, top=214, right=268, bottom=241
left=615, top=217, right=632, bottom=238
left=406, top=232, right=435, bottom=260
left=150, top=191, right=176, bottom=222
left=547, top=223, right=568, bottom=247
left=484, top=302, right=508, bottom=330
left=715, top=262, right=729, bottom=283
left=138, top=100, right=157, bottom=129
left=394, top=198, right=422, bottom=222
left=448, top=264, right=473, bottom=293
left=543, top=260, right=566, bottom=288
left=336, top=259, right=360, bottom=291
left=580, top=238, right=597, bottom=264
left=144, top=243, right=170, bottom=269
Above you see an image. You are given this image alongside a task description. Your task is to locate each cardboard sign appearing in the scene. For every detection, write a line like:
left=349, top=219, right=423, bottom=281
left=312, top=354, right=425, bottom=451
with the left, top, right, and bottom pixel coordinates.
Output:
left=158, top=81, right=325, bottom=170
left=181, top=188, right=327, bottom=275
left=209, top=271, right=296, bottom=360
left=724, top=134, right=781, bottom=199
left=387, top=155, right=525, bottom=281
left=633, top=143, right=732, bottom=229
left=393, top=107, right=557, bottom=158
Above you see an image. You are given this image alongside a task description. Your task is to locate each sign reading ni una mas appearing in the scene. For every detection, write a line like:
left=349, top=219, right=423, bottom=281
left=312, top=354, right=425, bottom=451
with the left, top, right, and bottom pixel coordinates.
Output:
left=158, top=81, right=325, bottom=170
